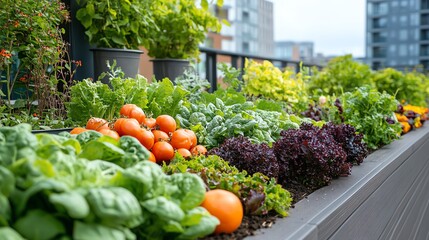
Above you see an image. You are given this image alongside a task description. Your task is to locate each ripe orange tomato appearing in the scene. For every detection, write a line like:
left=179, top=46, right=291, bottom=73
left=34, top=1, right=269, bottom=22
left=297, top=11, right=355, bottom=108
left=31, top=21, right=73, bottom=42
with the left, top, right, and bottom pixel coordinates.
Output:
left=129, top=107, right=146, bottom=124
left=86, top=117, right=109, bottom=131
left=148, top=151, right=156, bottom=162
left=113, top=118, right=127, bottom=136
left=155, top=115, right=176, bottom=134
left=143, top=117, right=157, bottom=129
left=190, top=145, right=207, bottom=156
left=120, top=104, right=138, bottom=116
left=177, top=148, right=192, bottom=158
left=134, top=128, right=155, bottom=150
left=121, top=118, right=141, bottom=137
left=70, top=127, right=88, bottom=134
left=98, top=129, right=120, bottom=141
left=184, top=129, right=197, bottom=148
left=152, top=141, right=175, bottom=162
left=201, top=189, right=243, bottom=234
left=170, top=129, right=192, bottom=149
left=152, top=130, right=170, bottom=142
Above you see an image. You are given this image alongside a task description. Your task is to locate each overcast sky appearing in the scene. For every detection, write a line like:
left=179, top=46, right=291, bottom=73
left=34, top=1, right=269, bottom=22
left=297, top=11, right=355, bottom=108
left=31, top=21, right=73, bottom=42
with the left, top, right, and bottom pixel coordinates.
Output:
left=272, top=0, right=366, bottom=57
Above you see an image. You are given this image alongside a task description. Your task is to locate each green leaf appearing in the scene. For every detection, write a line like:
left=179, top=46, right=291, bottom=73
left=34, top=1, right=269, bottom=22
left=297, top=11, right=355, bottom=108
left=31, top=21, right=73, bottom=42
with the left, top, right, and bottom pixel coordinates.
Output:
left=142, top=196, right=185, bottom=222
left=178, top=207, right=219, bottom=239
left=73, top=221, right=130, bottom=240
left=14, top=209, right=66, bottom=240
left=165, top=173, right=206, bottom=211
left=50, top=190, right=90, bottom=219
left=0, top=227, right=25, bottom=240
left=0, top=166, right=15, bottom=197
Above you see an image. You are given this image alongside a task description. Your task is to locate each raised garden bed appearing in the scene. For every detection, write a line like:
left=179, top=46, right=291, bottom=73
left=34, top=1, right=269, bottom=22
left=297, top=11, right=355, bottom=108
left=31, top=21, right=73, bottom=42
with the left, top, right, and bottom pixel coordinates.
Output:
left=247, top=124, right=429, bottom=240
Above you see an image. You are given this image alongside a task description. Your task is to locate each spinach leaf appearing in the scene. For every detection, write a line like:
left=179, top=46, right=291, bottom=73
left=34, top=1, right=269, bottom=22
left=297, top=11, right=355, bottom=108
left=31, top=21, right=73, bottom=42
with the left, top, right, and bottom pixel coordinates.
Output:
left=14, top=209, right=66, bottom=240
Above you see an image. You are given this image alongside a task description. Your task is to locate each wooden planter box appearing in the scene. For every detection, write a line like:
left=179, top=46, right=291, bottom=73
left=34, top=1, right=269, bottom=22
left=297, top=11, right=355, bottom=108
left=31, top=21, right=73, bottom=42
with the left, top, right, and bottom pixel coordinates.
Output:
left=247, top=125, right=429, bottom=240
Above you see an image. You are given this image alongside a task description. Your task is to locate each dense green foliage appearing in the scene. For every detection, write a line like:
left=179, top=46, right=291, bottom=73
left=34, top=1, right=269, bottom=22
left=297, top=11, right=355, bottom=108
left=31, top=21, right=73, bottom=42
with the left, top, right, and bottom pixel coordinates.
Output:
left=308, top=55, right=374, bottom=96
left=242, top=60, right=310, bottom=113
left=76, top=0, right=152, bottom=49
left=0, top=124, right=218, bottom=239
left=372, top=68, right=429, bottom=107
left=337, top=86, right=402, bottom=149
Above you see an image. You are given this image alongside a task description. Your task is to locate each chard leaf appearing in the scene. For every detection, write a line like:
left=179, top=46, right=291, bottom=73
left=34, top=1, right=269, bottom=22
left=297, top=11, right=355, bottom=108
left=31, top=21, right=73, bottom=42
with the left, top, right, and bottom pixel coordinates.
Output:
left=14, top=209, right=65, bottom=240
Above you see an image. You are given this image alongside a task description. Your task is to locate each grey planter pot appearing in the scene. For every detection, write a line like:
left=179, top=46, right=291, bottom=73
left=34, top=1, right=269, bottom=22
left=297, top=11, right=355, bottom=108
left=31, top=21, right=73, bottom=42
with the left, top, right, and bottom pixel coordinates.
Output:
left=151, top=59, right=190, bottom=82
left=247, top=125, right=429, bottom=240
left=92, top=48, right=143, bottom=84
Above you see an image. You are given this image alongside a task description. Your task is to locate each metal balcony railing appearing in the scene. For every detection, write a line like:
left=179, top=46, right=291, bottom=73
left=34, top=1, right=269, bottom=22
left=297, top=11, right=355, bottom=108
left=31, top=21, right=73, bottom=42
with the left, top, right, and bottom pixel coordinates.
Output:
left=198, top=47, right=323, bottom=92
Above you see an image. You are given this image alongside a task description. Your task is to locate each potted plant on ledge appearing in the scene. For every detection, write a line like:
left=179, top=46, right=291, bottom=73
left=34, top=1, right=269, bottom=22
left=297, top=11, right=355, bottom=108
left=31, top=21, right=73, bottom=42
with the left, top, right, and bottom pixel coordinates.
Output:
left=144, top=0, right=223, bottom=82
left=75, top=0, right=152, bottom=82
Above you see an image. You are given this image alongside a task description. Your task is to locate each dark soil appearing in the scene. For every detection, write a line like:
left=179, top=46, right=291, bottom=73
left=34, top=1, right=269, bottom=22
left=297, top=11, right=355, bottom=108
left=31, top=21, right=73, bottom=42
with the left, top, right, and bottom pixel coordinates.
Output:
left=200, top=185, right=313, bottom=240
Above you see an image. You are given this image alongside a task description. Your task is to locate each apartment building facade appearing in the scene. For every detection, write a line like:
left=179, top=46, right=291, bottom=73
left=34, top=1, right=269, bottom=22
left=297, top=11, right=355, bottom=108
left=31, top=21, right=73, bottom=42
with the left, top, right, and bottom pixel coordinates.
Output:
left=208, top=0, right=274, bottom=57
left=366, top=0, right=425, bottom=70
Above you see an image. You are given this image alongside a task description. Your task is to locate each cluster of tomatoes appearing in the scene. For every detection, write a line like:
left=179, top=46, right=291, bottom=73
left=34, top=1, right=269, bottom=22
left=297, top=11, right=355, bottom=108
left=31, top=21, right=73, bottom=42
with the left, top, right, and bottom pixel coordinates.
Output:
left=70, top=104, right=207, bottom=163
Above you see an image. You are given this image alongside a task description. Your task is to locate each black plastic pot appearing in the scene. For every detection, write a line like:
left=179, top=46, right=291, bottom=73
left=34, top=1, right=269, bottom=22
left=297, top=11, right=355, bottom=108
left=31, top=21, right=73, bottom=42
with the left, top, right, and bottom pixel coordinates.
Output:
left=91, top=48, right=143, bottom=84
left=151, top=59, right=190, bottom=83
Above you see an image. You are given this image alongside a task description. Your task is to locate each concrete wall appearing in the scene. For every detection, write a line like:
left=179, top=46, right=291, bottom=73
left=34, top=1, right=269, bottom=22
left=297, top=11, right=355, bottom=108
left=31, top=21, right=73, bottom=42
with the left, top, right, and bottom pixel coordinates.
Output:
left=247, top=125, right=429, bottom=240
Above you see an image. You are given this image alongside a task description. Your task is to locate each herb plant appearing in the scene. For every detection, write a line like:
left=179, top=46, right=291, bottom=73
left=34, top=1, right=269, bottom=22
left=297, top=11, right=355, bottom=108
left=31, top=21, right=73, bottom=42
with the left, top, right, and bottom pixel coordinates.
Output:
left=337, top=86, right=402, bottom=149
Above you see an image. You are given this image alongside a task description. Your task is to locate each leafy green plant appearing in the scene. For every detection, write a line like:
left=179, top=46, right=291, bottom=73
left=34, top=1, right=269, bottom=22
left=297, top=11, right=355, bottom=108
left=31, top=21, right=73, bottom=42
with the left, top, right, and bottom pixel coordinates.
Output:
left=308, top=55, right=374, bottom=96
left=144, top=0, right=224, bottom=59
left=242, top=60, right=310, bottom=113
left=0, top=124, right=219, bottom=239
left=337, top=86, right=402, bottom=149
left=372, top=68, right=429, bottom=107
left=66, top=65, right=148, bottom=124
left=76, top=0, right=153, bottom=49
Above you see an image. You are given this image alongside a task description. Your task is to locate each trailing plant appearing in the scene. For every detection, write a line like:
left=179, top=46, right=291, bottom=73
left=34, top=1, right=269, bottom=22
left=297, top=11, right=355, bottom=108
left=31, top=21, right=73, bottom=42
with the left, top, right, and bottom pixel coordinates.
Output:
left=162, top=154, right=292, bottom=217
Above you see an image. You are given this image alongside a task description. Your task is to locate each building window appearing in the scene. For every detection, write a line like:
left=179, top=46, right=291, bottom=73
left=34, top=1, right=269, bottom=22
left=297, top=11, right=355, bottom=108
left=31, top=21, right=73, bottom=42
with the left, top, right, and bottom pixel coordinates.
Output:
left=242, top=11, right=249, bottom=21
left=399, top=15, right=408, bottom=27
left=400, top=0, right=408, bottom=7
left=399, top=44, right=408, bottom=56
left=420, top=44, right=429, bottom=56
left=373, top=46, right=387, bottom=58
left=373, top=17, right=387, bottom=29
left=410, top=13, right=419, bottom=26
left=399, top=30, right=408, bottom=41
left=373, top=32, right=387, bottom=43
left=243, top=42, right=250, bottom=53
left=422, top=14, right=429, bottom=25
left=421, top=29, right=429, bottom=41
left=369, top=2, right=388, bottom=15
left=422, top=0, right=429, bottom=9
left=389, top=45, right=397, bottom=55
